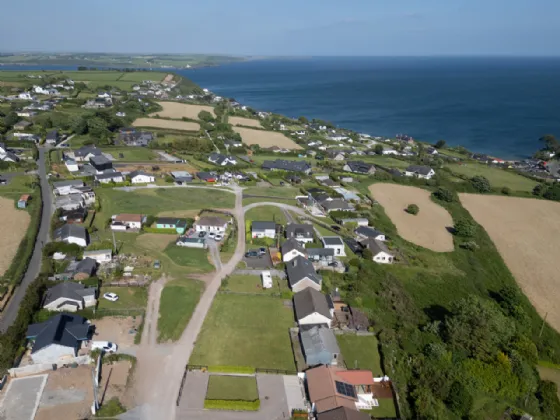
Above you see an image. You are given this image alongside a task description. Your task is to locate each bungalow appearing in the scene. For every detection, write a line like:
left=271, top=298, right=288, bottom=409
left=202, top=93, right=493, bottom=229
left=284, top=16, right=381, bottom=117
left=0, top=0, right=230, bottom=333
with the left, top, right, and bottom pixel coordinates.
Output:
left=46, top=130, right=59, bottom=145
left=71, top=146, right=103, bottom=162
left=95, top=172, right=124, bottom=184
left=65, top=159, right=79, bottom=172
left=82, top=249, right=113, bottom=264
left=208, top=153, right=237, bottom=166
left=306, top=364, right=377, bottom=413
left=0, top=149, right=20, bottom=163
left=293, top=287, right=333, bottom=327
left=129, top=171, right=155, bottom=184
left=171, top=171, right=193, bottom=183
left=261, top=159, right=312, bottom=174
left=26, top=314, right=90, bottom=364
left=321, top=199, right=354, bottom=213
left=281, top=238, right=307, bottom=262
left=14, top=120, right=32, bottom=131
left=54, top=194, right=84, bottom=211
left=90, top=155, right=113, bottom=173
left=362, top=238, right=394, bottom=264
left=307, top=248, right=335, bottom=264
left=197, top=171, right=218, bottom=182
left=322, top=237, right=346, bottom=257
left=404, top=165, right=436, bottom=180
left=224, top=139, right=243, bottom=148
left=340, top=218, right=369, bottom=227
left=53, top=224, right=88, bottom=247
left=119, top=130, right=154, bottom=147
left=300, top=325, right=340, bottom=366
left=53, top=180, right=84, bottom=196
left=285, top=223, right=314, bottom=244
left=342, top=161, right=376, bottom=175
left=382, top=149, right=399, bottom=156
left=156, top=217, right=188, bottom=234
left=327, top=151, right=346, bottom=161
left=287, top=256, right=322, bottom=292
left=59, top=208, right=88, bottom=224
left=194, top=216, right=228, bottom=233
left=427, top=147, right=439, bottom=155
left=355, top=226, right=386, bottom=242
left=111, top=214, right=145, bottom=230
left=16, top=110, right=36, bottom=117
left=43, top=281, right=97, bottom=312
left=18, top=92, right=34, bottom=100
left=17, top=194, right=30, bottom=209
left=251, top=221, right=276, bottom=239
left=83, top=97, right=112, bottom=109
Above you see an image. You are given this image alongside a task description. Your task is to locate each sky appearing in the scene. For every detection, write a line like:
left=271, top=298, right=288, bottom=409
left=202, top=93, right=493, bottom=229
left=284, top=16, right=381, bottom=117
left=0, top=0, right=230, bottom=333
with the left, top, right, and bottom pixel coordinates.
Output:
left=1, top=0, right=559, bottom=56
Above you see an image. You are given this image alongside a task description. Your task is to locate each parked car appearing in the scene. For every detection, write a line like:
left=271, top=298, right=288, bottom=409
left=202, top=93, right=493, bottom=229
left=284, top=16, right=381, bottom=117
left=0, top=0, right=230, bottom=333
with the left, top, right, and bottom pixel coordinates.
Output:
left=198, top=231, right=207, bottom=238
left=154, top=260, right=161, bottom=269
left=245, top=251, right=258, bottom=258
left=215, top=234, right=223, bottom=241
left=91, top=341, right=118, bottom=353
left=103, top=292, right=119, bottom=302
left=208, top=231, right=216, bottom=238
left=258, top=247, right=267, bottom=255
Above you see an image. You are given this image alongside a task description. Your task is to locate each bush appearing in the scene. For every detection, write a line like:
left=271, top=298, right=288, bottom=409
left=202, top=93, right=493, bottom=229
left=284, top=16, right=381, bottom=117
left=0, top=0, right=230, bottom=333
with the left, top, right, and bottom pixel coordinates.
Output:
left=454, top=218, right=477, bottom=237
left=470, top=176, right=491, bottom=193
left=433, top=187, right=456, bottom=203
left=96, top=397, right=126, bottom=417
left=203, top=399, right=260, bottom=411
left=406, top=204, right=419, bottom=215
left=501, top=186, right=511, bottom=195
left=460, top=241, right=479, bottom=251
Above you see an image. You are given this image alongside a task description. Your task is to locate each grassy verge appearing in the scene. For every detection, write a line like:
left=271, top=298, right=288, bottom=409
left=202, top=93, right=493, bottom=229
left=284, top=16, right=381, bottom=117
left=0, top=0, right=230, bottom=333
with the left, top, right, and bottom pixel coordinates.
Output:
left=163, top=246, right=214, bottom=273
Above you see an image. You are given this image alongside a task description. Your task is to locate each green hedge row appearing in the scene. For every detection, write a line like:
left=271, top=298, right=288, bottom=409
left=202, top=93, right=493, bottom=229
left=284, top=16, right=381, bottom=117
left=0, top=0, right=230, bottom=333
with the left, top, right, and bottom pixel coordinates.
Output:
left=207, top=365, right=255, bottom=374
left=142, top=227, right=177, bottom=234
left=203, top=399, right=260, bottom=411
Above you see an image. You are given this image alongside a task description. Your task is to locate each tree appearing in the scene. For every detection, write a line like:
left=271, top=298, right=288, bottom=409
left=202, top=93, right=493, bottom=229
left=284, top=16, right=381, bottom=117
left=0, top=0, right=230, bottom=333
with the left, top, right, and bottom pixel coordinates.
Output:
left=501, top=186, right=511, bottom=195
left=362, top=248, right=373, bottom=260
left=198, top=110, right=214, bottom=122
left=435, top=140, right=446, bottom=149
left=4, top=112, right=19, bottom=128
left=432, top=187, right=455, bottom=202
left=445, top=381, right=473, bottom=416
left=407, top=204, right=419, bottom=215
left=454, top=218, right=477, bottom=237
left=470, top=176, right=491, bottom=193
left=540, top=134, right=560, bottom=152
left=298, top=116, right=308, bottom=124
left=374, top=144, right=384, bottom=155
left=87, top=117, right=110, bottom=140
left=533, top=184, right=547, bottom=197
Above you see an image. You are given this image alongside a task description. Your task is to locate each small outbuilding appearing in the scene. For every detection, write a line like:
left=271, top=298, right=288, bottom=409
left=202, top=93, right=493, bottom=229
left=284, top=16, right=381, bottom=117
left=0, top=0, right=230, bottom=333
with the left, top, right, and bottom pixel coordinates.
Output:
left=261, top=271, right=273, bottom=289
left=18, top=194, right=31, bottom=209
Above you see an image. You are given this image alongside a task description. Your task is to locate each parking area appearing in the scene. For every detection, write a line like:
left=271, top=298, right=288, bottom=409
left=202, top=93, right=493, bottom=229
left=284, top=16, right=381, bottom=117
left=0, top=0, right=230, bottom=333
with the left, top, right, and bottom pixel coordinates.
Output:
left=243, top=252, right=273, bottom=269
left=89, top=316, right=140, bottom=351
left=0, top=374, right=47, bottom=420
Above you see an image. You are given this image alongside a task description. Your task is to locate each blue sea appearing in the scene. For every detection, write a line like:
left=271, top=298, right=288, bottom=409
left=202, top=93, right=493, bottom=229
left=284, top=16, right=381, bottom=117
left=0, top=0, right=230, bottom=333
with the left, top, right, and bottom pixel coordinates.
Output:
left=182, top=57, right=560, bottom=159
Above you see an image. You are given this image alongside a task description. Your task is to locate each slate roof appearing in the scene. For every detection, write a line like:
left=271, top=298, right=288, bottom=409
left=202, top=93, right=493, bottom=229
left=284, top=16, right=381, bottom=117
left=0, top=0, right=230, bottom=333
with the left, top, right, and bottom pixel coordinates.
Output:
left=261, top=159, right=311, bottom=173
left=196, top=216, right=227, bottom=227
left=355, top=226, right=384, bottom=238
left=157, top=217, right=181, bottom=226
left=43, top=282, right=96, bottom=306
left=293, top=288, right=332, bottom=320
left=301, top=325, right=340, bottom=358
left=53, top=179, right=84, bottom=189
left=74, top=146, right=102, bottom=158
left=90, top=155, right=112, bottom=166
left=197, top=171, right=218, bottom=181
left=95, top=172, right=122, bottom=180
left=405, top=165, right=433, bottom=175
left=26, top=314, right=90, bottom=353
left=287, top=256, right=322, bottom=287
left=53, top=224, right=86, bottom=241
left=46, top=130, right=58, bottom=140
left=307, top=248, right=335, bottom=257
left=322, top=236, right=344, bottom=246
left=286, top=223, right=314, bottom=240
left=252, top=221, right=276, bottom=231
left=321, top=199, right=353, bottom=211
left=363, top=238, right=392, bottom=256
left=129, top=170, right=152, bottom=179
left=345, top=161, right=375, bottom=174
left=281, top=238, right=306, bottom=255
left=75, top=257, right=97, bottom=275
left=317, top=406, right=371, bottom=420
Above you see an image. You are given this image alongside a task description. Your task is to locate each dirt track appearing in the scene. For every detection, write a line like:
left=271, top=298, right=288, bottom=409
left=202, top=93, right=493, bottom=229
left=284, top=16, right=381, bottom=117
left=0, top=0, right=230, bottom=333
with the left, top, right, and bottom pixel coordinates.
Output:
left=460, top=194, right=560, bottom=331
left=369, top=183, right=454, bottom=252
left=0, top=197, right=31, bottom=275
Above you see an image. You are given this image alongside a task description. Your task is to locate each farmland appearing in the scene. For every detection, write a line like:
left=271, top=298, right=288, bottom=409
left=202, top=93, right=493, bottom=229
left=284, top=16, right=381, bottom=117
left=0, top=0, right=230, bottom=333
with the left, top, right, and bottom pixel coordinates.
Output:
left=369, top=183, right=454, bottom=252
left=233, top=127, right=303, bottom=150
left=0, top=197, right=31, bottom=276
left=229, top=116, right=262, bottom=128
left=460, top=194, right=560, bottom=331
left=189, top=294, right=296, bottom=371
left=132, top=118, right=200, bottom=131
left=447, top=163, right=538, bottom=192
left=150, top=102, right=216, bottom=119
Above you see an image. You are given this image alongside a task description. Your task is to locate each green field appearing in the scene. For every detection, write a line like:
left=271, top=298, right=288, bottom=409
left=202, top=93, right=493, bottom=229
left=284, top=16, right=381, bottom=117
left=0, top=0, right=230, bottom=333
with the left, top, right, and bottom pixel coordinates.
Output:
left=337, top=334, right=383, bottom=376
left=163, top=246, right=214, bottom=273
left=205, top=375, right=258, bottom=401
left=446, top=163, right=538, bottom=192
left=364, top=399, right=398, bottom=418
left=222, top=274, right=289, bottom=295
left=101, top=147, right=157, bottom=162
left=190, top=294, right=296, bottom=371
left=0, top=175, right=36, bottom=201
left=243, top=186, right=301, bottom=200
left=245, top=205, right=287, bottom=225
left=97, top=286, right=148, bottom=311
left=360, top=155, right=412, bottom=169
left=158, top=278, right=203, bottom=342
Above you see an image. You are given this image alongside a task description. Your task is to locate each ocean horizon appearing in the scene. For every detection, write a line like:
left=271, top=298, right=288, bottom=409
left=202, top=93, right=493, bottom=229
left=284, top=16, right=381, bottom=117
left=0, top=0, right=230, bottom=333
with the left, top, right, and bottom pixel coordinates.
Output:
left=183, top=56, right=560, bottom=159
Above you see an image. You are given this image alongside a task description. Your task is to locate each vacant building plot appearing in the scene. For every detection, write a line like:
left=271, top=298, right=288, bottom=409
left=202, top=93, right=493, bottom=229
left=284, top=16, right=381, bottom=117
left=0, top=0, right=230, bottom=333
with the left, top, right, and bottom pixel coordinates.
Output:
left=369, top=183, right=454, bottom=252
left=0, top=197, right=31, bottom=275
left=132, top=118, right=200, bottom=131
left=229, top=116, right=263, bottom=128
left=233, top=127, right=303, bottom=150
left=150, top=102, right=216, bottom=120
left=190, top=294, right=296, bottom=371
left=460, top=194, right=560, bottom=331
left=0, top=375, right=47, bottom=420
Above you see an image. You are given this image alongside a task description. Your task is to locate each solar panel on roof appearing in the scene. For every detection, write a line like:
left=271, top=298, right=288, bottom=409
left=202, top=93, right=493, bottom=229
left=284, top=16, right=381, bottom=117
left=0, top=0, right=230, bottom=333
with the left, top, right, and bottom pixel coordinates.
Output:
left=335, top=381, right=357, bottom=398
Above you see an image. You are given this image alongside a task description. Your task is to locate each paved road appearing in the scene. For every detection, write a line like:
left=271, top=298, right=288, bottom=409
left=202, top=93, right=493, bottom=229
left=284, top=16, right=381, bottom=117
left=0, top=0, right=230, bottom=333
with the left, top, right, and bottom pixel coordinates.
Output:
left=0, top=147, right=53, bottom=332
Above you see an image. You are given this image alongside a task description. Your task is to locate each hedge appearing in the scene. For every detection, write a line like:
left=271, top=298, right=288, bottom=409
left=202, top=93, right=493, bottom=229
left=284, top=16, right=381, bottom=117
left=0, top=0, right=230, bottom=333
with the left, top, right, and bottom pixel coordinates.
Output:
left=203, top=399, right=260, bottom=411
left=207, top=365, right=255, bottom=374
left=142, top=227, right=177, bottom=234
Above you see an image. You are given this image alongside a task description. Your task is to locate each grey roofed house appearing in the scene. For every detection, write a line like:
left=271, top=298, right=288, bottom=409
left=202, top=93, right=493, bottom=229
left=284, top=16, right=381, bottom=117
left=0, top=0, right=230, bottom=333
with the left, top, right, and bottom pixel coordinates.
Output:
left=95, top=171, right=123, bottom=180
left=285, top=223, right=314, bottom=241
left=252, top=221, right=277, bottom=231
left=53, top=179, right=84, bottom=189
left=363, top=238, right=392, bottom=255
left=2, top=151, right=20, bottom=162
left=43, top=282, right=96, bottom=309
left=343, top=161, right=376, bottom=174
left=46, top=130, right=59, bottom=141
left=281, top=238, right=306, bottom=255
left=320, top=178, right=338, bottom=187
left=317, top=406, right=371, bottom=420
left=53, top=224, right=87, bottom=242
left=287, top=256, right=322, bottom=288
left=300, top=325, right=340, bottom=366
left=74, top=146, right=102, bottom=158
left=74, top=257, right=97, bottom=276
left=293, top=287, right=333, bottom=320
left=307, top=248, right=335, bottom=258
left=120, top=131, right=154, bottom=146
left=89, top=155, right=112, bottom=167
left=261, top=159, right=312, bottom=173
left=26, top=313, right=90, bottom=354
left=388, top=168, right=403, bottom=177
left=196, top=216, right=227, bottom=227
left=54, top=194, right=84, bottom=209
left=322, top=237, right=345, bottom=246
left=129, top=170, right=152, bottom=179
left=208, top=153, right=236, bottom=166
left=355, top=226, right=385, bottom=239
left=405, top=165, right=433, bottom=176
left=321, top=199, right=353, bottom=212
left=171, top=171, right=193, bottom=182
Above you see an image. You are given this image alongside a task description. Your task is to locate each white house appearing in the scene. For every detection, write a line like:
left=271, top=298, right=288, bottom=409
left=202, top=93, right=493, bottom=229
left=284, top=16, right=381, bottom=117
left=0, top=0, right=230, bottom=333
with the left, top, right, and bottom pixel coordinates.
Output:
left=355, top=226, right=386, bottom=242
left=82, top=249, right=113, bottom=264
left=97, top=92, right=112, bottom=99
left=53, top=224, right=88, bottom=247
left=251, top=221, right=276, bottom=239
left=293, top=288, right=333, bottom=327
left=129, top=171, right=155, bottom=184
left=404, top=165, right=436, bottom=180
left=53, top=180, right=85, bottom=196
left=363, top=239, right=394, bottom=264
left=176, top=238, right=207, bottom=249
left=322, top=236, right=346, bottom=257
left=65, top=160, right=79, bottom=172
left=194, top=216, right=228, bottom=233
left=43, top=283, right=97, bottom=312
left=281, top=238, right=307, bottom=262
left=382, top=149, right=399, bottom=156
left=286, top=256, right=322, bottom=292
left=285, top=223, right=314, bottom=244
left=111, top=214, right=144, bottom=230
left=95, top=172, right=124, bottom=184
left=18, top=92, right=34, bottom=100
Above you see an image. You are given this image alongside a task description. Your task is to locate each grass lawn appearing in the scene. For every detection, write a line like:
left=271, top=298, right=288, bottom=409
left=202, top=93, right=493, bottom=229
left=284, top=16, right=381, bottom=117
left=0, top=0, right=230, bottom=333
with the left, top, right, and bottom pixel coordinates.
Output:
left=158, top=278, right=203, bottom=342
left=446, top=163, right=538, bottom=192
left=243, top=186, right=301, bottom=200
left=364, top=398, right=397, bottom=418
left=245, top=205, right=287, bottom=225
left=101, top=147, right=157, bottom=161
left=205, top=375, right=258, bottom=401
left=190, top=294, right=296, bottom=371
left=337, top=334, right=383, bottom=376
left=360, top=155, right=412, bottom=169
left=0, top=175, right=35, bottom=200
left=98, top=286, right=148, bottom=311
left=164, top=245, right=214, bottom=273
left=222, top=274, right=289, bottom=295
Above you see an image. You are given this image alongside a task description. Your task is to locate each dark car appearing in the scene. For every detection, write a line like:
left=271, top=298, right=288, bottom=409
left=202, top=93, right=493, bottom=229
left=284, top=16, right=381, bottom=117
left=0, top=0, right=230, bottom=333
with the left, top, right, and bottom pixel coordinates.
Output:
left=245, top=251, right=258, bottom=258
left=258, top=247, right=267, bottom=255
left=198, top=231, right=207, bottom=238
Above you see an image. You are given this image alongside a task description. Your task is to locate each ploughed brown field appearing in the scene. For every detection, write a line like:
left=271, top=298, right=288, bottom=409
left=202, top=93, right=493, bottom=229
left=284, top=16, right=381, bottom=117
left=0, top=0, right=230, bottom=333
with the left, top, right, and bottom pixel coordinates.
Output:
left=132, top=118, right=199, bottom=131
left=150, top=102, right=216, bottom=119
left=233, top=126, right=303, bottom=150
left=229, top=116, right=263, bottom=128
left=368, top=183, right=454, bottom=252
left=0, top=197, right=31, bottom=275
left=460, top=194, right=560, bottom=331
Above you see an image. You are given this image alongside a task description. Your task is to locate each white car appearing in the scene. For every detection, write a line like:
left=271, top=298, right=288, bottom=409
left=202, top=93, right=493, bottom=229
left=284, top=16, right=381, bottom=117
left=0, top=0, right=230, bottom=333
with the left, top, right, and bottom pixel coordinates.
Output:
left=215, top=234, right=223, bottom=241
left=91, top=341, right=118, bottom=353
left=103, top=292, right=119, bottom=302
left=207, top=231, right=216, bottom=238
